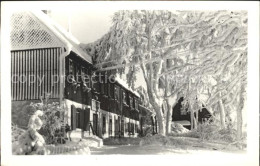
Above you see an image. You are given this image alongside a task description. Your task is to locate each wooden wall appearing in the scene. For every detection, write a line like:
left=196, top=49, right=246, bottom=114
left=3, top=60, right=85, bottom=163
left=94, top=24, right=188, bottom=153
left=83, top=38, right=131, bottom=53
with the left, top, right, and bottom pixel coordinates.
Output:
left=11, top=48, right=62, bottom=100
left=93, top=77, right=140, bottom=120
left=172, top=97, right=211, bottom=123
left=64, top=52, right=93, bottom=106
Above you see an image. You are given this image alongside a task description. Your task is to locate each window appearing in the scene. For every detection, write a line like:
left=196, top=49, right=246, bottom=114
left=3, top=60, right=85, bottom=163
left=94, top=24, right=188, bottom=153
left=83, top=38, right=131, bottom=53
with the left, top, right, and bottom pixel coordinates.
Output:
left=133, top=97, right=135, bottom=108
left=129, top=96, right=133, bottom=109
left=101, top=82, right=105, bottom=94
left=109, top=83, right=114, bottom=98
left=76, top=109, right=80, bottom=129
left=135, top=123, right=138, bottom=133
left=102, top=73, right=108, bottom=96
left=81, top=67, right=85, bottom=81
left=107, top=83, right=110, bottom=97
left=128, top=122, right=131, bottom=133
left=96, top=101, right=100, bottom=111
left=135, top=98, right=139, bottom=110
left=75, top=64, right=81, bottom=82
left=68, top=59, right=76, bottom=83
left=121, top=119, right=124, bottom=135
left=102, top=115, right=106, bottom=134
left=92, top=99, right=96, bottom=111
left=125, top=122, right=128, bottom=132
left=131, top=123, right=134, bottom=134
left=81, top=67, right=90, bottom=87
left=109, top=118, right=112, bottom=136
left=104, top=82, right=108, bottom=96
left=114, top=86, right=119, bottom=100
left=92, top=73, right=100, bottom=92
left=122, top=91, right=127, bottom=104
left=69, top=59, right=74, bottom=75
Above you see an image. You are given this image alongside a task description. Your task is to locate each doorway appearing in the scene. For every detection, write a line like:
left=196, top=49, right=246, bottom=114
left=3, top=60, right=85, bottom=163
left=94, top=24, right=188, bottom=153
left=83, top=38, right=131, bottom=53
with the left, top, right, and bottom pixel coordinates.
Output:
left=102, top=115, right=106, bottom=135
left=109, top=118, right=112, bottom=136
left=93, top=113, right=98, bottom=135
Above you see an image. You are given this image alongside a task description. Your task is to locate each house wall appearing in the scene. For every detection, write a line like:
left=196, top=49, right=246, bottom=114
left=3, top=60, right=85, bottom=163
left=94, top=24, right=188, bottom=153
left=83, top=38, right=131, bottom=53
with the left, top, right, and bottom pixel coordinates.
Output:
left=11, top=48, right=62, bottom=100
left=172, top=97, right=212, bottom=124
left=86, top=71, right=141, bottom=138
left=82, top=108, right=140, bottom=139
left=10, top=47, right=63, bottom=129
left=10, top=12, right=142, bottom=140
left=172, top=97, right=191, bottom=122
left=64, top=99, right=91, bottom=127
left=64, top=52, right=92, bottom=106
left=91, top=73, right=140, bottom=121
left=10, top=49, right=141, bottom=139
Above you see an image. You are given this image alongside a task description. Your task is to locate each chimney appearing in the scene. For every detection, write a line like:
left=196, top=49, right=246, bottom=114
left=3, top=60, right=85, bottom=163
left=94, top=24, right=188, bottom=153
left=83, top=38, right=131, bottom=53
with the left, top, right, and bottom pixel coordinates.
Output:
left=42, top=10, right=52, bottom=17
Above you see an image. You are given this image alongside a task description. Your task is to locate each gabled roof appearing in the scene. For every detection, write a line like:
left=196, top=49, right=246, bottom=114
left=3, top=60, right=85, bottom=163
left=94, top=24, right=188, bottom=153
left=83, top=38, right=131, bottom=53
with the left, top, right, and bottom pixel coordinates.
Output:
left=10, top=10, right=92, bottom=64
left=32, top=11, right=92, bottom=64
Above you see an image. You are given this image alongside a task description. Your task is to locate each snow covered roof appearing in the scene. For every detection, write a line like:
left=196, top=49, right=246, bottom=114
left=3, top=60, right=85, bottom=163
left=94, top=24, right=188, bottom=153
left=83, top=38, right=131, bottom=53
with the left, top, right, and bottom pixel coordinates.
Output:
left=114, top=75, right=140, bottom=98
left=139, top=104, right=153, bottom=113
left=10, top=11, right=92, bottom=64
left=173, top=120, right=191, bottom=126
left=32, top=11, right=92, bottom=64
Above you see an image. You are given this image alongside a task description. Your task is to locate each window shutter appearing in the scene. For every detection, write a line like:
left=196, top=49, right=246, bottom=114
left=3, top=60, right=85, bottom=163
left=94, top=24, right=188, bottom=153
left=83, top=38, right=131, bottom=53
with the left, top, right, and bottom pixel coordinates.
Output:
left=84, top=108, right=90, bottom=131
left=71, top=105, right=76, bottom=130
left=80, top=109, right=84, bottom=129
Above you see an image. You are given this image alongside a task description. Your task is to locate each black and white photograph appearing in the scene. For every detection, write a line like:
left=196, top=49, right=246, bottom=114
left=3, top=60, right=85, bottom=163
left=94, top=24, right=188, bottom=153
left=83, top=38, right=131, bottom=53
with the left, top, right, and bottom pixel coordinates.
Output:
left=1, top=1, right=259, bottom=166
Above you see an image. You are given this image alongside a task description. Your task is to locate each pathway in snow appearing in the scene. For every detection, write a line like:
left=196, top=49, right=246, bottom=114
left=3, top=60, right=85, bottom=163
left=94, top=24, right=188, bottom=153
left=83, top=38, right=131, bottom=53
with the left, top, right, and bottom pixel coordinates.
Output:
left=89, top=144, right=246, bottom=155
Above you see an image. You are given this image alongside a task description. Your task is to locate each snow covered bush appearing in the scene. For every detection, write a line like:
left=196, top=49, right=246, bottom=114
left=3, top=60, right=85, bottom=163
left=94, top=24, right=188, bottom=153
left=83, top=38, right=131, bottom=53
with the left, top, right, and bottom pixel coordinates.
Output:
left=30, top=94, right=65, bottom=144
left=142, top=126, right=153, bottom=137
left=171, top=123, right=189, bottom=134
left=13, top=110, right=47, bottom=155
left=140, top=134, right=194, bottom=147
left=12, top=123, right=25, bottom=143
left=168, top=130, right=200, bottom=138
left=197, top=117, right=238, bottom=143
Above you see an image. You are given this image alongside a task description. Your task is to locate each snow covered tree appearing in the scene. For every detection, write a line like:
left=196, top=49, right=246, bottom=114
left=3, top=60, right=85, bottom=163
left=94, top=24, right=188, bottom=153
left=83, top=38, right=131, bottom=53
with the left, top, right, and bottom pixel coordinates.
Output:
left=81, top=10, right=247, bottom=136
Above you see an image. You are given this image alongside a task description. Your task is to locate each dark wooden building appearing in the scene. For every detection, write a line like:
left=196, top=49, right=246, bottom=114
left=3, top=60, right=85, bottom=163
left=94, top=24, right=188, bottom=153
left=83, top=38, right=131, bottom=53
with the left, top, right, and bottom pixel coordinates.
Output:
left=172, top=97, right=211, bottom=129
left=10, top=11, right=141, bottom=139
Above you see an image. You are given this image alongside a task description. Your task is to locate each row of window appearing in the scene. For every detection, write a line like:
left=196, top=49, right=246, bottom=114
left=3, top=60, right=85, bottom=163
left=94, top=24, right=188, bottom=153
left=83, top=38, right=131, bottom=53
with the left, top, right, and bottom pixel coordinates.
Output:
left=68, top=58, right=139, bottom=110
left=123, top=92, right=138, bottom=110
left=68, top=58, right=91, bottom=87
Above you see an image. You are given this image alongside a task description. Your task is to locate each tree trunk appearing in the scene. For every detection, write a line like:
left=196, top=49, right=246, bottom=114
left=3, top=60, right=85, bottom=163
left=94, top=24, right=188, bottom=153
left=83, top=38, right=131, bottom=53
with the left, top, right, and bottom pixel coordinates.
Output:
left=190, top=106, right=194, bottom=130
left=218, top=99, right=226, bottom=129
left=193, top=117, right=197, bottom=130
left=165, top=97, right=178, bottom=135
left=156, top=108, right=166, bottom=135
left=194, top=110, right=199, bottom=130
left=166, top=110, right=171, bottom=135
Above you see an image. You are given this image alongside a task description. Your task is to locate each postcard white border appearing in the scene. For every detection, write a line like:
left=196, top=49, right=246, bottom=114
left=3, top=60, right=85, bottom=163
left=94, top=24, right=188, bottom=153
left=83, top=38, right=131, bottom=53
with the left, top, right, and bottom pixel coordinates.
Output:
left=1, top=1, right=259, bottom=166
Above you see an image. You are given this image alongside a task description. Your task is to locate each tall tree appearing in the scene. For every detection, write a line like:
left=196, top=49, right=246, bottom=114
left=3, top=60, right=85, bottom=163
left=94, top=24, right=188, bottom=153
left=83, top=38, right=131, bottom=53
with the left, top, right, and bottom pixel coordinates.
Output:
left=81, top=10, right=247, bottom=136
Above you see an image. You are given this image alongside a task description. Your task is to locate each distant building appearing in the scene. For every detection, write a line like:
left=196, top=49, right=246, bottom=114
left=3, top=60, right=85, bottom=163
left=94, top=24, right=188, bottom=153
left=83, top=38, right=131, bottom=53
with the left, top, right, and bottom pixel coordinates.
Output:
left=172, top=97, right=212, bottom=129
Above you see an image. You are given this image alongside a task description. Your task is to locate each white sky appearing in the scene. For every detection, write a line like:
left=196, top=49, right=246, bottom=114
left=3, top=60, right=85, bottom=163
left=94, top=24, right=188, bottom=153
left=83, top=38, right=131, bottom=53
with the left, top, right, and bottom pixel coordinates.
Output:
left=49, top=10, right=146, bottom=90
left=49, top=10, right=116, bottom=44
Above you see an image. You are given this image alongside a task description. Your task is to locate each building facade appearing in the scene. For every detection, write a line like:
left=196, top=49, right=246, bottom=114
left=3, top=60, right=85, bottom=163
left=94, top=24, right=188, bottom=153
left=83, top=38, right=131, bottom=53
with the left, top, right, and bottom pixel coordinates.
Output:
left=10, top=11, right=142, bottom=139
left=172, top=97, right=212, bottom=129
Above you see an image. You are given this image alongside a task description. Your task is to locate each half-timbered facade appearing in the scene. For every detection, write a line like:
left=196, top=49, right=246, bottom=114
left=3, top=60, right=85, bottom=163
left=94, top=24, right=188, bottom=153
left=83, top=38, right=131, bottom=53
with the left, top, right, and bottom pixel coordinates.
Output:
left=10, top=11, right=141, bottom=139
